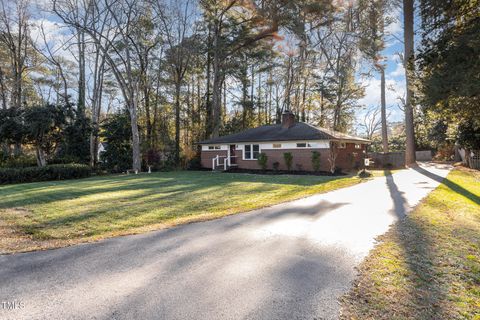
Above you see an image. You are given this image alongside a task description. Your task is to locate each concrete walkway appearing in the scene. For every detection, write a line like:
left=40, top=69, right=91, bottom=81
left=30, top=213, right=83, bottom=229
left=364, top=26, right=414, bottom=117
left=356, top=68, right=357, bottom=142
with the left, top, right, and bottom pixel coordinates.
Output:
left=0, top=162, right=452, bottom=320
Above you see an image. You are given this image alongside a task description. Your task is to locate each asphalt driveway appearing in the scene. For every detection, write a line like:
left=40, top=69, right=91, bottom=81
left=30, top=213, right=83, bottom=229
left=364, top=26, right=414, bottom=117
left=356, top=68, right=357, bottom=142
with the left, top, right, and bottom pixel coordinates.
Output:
left=0, top=162, right=451, bottom=320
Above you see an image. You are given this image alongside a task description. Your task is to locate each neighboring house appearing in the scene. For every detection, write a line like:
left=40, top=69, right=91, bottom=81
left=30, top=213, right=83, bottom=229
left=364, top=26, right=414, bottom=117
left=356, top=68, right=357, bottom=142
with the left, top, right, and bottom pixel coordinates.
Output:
left=198, top=111, right=370, bottom=172
left=97, top=142, right=108, bottom=161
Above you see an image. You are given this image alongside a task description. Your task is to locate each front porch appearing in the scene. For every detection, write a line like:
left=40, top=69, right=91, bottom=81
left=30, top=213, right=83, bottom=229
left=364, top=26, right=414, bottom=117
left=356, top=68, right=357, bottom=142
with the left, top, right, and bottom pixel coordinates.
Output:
left=212, top=154, right=238, bottom=171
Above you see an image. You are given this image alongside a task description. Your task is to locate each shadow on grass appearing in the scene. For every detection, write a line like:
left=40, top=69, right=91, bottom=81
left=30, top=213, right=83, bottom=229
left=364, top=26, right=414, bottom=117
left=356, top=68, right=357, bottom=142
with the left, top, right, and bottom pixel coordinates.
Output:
left=16, top=177, right=336, bottom=240
left=0, top=171, right=345, bottom=209
left=412, top=166, right=479, bottom=205
left=384, top=170, right=450, bottom=318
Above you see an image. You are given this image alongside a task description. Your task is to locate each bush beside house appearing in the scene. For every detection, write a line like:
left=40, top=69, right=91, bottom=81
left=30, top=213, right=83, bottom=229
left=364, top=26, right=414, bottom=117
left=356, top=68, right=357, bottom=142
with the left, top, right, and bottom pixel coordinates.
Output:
left=257, top=153, right=268, bottom=170
left=283, top=152, right=293, bottom=171
left=312, top=151, right=321, bottom=172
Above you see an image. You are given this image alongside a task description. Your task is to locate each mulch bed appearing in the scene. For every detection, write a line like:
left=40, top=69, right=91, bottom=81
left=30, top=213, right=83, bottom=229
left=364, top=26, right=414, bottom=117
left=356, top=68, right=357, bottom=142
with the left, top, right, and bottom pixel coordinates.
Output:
left=224, top=168, right=348, bottom=176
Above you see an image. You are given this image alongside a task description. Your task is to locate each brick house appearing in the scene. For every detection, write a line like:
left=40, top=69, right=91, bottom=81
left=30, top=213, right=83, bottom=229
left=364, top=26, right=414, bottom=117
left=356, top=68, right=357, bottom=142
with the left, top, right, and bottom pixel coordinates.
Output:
left=198, top=111, right=370, bottom=172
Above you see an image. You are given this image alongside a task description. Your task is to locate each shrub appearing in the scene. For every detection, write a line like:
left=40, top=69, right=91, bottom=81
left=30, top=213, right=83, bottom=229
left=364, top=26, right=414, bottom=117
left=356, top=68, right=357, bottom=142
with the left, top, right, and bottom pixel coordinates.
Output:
left=358, top=169, right=372, bottom=178
left=186, top=155, right=202, bottom=170
left=0, top=164, right=92, bottom=184
left=0, top=155, right=37, bottom=168
left=272, top=161, right=280, bottom=171
left=311, top=151, right=321, bottom=172
left=49, top=155, right=82, bottom=165
left=384, top=162, right=394, bottom=169
left=257, top=152, right=268, bottom=170
left=283, top=152, right=293, bottom=171
left=100, top=111, right=132, bottom=172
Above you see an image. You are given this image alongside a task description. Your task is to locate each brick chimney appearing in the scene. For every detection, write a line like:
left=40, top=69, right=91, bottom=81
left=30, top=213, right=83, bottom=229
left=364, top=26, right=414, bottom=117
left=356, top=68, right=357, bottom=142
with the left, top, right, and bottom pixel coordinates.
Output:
left=282, top=110, right=295, bottom=129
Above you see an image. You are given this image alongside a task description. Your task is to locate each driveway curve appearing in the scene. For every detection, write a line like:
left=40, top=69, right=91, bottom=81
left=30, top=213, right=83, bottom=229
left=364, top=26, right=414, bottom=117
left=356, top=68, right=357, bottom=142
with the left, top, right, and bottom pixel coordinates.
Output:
left=0, top=162, right=451, bottom=320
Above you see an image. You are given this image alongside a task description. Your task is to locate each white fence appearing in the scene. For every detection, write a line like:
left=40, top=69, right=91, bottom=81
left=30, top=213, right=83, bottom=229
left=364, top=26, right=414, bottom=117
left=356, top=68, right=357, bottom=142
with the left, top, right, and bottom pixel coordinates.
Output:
left=470, top=153, right=480, bottom=169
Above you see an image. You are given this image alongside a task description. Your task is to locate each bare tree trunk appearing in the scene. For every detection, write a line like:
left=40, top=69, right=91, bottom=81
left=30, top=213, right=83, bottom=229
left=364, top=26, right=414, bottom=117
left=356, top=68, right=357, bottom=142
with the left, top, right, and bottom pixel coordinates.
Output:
left=241, top=63, right=248, bottom=128
left=328, top=141, right=339, bottom=174
left=1, top=63, right=13, bottom=156
left=205, top=24, right=213, bottom=139
left=211, top=23, right=223, bottom=138
left=403, top=0, right=416, bottom=165
left=174, top=81, right=181, bottom=164
left=0, top=67, right=7, bottom=110
left=380, top=67, right=388, bottom=152
left=144, top=78, right=152, bottom=149
left=129, top=101, right=141, bottom=172
left=464, top=148, right=471, bottom=168
left=301, top=76, right=307, bottom=122
left=77, top=29, right=86, bottom=113
left=35, top=146, right=46, bottom=167
left=319, top=90, right=325, bottom=127
left=250, top=64, right=254, bottom=110
left=257, top=72, right=262, bottom=124
left=89, top=48, right=106, bottom=167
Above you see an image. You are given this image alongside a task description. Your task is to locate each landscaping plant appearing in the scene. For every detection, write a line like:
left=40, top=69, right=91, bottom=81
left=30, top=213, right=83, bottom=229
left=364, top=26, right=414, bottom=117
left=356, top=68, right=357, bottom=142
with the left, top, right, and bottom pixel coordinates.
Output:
left=272, top=161, right=280, bottom=171
left=0, top=164, right=92, bottom=184
left=257, top=152, right=268, bottom=170
left=311, top=151, right=321, bottom=172
left=283, top=152, right=293, bottom=171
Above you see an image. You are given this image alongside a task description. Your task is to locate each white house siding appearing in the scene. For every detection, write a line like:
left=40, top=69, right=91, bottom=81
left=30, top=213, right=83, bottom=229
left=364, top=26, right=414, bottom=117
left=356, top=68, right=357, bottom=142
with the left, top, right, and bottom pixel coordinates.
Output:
left=201, top=145, right=229, bottom=151
left=202, top=141, right=330, bottom=152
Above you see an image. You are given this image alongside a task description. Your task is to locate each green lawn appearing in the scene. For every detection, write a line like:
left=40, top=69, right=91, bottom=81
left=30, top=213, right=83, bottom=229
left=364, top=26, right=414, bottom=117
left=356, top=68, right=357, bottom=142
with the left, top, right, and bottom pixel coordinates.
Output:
left=0, top=170, right=363, bottom=254
left=341, top=167, right=480, bottom=320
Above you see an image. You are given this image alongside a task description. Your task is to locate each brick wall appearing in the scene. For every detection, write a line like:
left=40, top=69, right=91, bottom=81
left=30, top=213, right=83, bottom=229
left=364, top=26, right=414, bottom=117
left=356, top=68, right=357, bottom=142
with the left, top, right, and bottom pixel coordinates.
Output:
left=201, top=143, right=366, bottom=172
left=234, top=149, right=331, bottom=171
left=201, top=150, right=228, bottom=169
left=335, top=143, right=366, bottom=170
left=236, top=143, right=364, bottom=171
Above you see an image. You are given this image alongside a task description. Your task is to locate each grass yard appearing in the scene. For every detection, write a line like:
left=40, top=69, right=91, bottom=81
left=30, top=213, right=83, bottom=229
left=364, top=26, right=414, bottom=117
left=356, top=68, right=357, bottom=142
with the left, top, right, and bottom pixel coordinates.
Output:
left=0, top=170, right=363, bottom=254
left=341, top=167, right=480, bottom=320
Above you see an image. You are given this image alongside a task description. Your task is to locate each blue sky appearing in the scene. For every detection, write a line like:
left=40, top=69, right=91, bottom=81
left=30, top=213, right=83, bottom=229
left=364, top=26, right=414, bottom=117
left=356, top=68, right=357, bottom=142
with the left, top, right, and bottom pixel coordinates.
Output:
left=356, top=7, right=407, bottom=126
left=33, top=0, right=408, bottom=130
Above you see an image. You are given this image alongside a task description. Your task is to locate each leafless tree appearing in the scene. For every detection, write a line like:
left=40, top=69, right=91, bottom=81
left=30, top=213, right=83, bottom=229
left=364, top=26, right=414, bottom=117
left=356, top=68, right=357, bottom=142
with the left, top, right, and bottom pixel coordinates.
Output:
left=155, top=0, right=199, bottom=163
left=312, top=7, right=364, bottom=132
left=33, top=22, right=71, bottom=103
left=359, top=106, right=382, bottom=140
left=0, top=0, right=31, bottom=110
left=54, top=0, right=151, bottom=171
left=328, top=141, right=339, bottom=174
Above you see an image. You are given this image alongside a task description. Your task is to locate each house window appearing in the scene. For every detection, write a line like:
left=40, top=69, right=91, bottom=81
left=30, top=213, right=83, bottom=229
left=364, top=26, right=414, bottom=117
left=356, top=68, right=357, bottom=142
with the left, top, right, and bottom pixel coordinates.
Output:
left=338, top=142, right=346, bottom=149
left=208, top=145, right=221, bottom=150
left=296, top=142, right=312, bottom=148
left=272, top=143, right=282, bottom=148
left=355, top=144, right=361, bottom=149
left=244, top=144, right=260, bottom=160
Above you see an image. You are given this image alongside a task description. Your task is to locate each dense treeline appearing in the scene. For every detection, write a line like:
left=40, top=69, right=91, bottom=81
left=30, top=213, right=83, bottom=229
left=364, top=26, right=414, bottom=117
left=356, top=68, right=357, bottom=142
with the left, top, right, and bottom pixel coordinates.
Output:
left=0, top=0, right=478, bottom=172
left=415, top=0, right=480, bottom=164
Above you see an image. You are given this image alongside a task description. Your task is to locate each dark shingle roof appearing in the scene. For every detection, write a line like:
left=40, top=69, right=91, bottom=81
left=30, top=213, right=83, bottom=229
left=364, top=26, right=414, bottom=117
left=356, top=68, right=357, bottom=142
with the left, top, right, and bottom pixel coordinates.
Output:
left=198, top=122, right=370, bottom=144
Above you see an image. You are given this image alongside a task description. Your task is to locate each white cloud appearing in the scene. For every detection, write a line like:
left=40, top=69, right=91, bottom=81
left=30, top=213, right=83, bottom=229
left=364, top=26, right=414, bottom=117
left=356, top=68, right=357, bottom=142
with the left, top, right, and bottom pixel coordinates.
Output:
left=31, top=18, right=77, bottom=62
left=383, top=7, right=402, bottom=48
left=357, top=76, right=405, bottom=122
left=386, top=18, right=402, bottom=36
left=389, top=62, right=405, bottom=78
left=385, top=6, right=402, bottom=36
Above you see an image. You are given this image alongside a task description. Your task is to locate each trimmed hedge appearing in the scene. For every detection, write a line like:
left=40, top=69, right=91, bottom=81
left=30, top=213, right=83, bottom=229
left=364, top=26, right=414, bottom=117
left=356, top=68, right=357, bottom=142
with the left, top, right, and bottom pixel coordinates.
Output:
left=0, top=155, right=38, bottom=168
left=0, top=164, right=92, bottom=184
